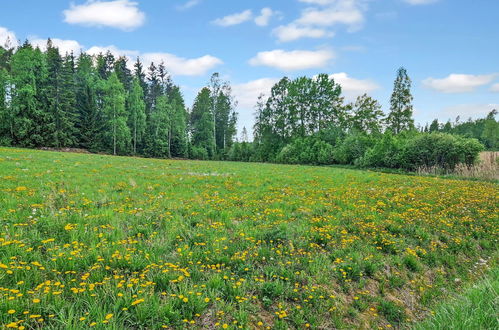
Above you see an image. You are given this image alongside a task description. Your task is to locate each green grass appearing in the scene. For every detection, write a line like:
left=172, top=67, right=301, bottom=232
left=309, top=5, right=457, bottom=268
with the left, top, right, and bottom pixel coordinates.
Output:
left=412, top=267, right=498, bottom=330
left=0, top=147, right=497, bottom=329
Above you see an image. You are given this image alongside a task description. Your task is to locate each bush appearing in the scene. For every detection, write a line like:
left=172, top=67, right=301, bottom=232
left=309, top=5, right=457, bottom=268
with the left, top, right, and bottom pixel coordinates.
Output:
left=189, top=146, right=209, bottom=160
left=361, top=132, right=404, bottom=168
left=401, top=133, right=483, bottom=171
left=333, top=132, right=374, bottom=165
left=276, top=137, right=334, bottom=165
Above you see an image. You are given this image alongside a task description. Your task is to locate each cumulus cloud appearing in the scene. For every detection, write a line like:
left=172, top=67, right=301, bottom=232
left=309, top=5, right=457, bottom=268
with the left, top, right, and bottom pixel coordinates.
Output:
left=232, top=78, right=280, bottom=109
left=0, top=26, right=18, bottom=48
left=249, top=49, right=334, bottom=71
left=254, top=8, right=275, bottom=27
left=423, top=74, right=497, bottom=93
left=63, top=0, right=146, bottom=31
left=141, top=53, right=223, bottom=76
left=212, top=10, right=253, bottom=27
left=86, top=45, right=222, bottom=76
left=31, top=38, right=84, bottom=55
left=404, top=0, right=439, bottom=5
left=86, top=45, right=139, bottom=58
left=273, top=24, right=332, bottom=42
left=329, top=72, right=380, bottom=99
left=490, top=83, right=499, bottom=93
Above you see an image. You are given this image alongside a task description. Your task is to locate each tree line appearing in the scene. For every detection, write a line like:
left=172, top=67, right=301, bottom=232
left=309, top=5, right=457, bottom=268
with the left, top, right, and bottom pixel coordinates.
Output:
left=1, top=39, right=496, bottom=170
left=0, top=40, right=237, bottom=159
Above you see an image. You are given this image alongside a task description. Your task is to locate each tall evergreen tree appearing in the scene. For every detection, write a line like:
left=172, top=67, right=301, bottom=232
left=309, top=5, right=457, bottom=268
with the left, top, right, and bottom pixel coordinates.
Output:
left=168, top=85, right=188, bottom=157
left=386, top=67, right=414, bottom=134
left=191, top=87, right=215, bottom=158
left=10, top=41, right=50, bottom=147
left=45, top=40, right=77, bottom=148
left=75, top=53, right=101, bottom=150
left=147, top=94, right=171, bottom=157
left=429, top=119, right=440, bottom=132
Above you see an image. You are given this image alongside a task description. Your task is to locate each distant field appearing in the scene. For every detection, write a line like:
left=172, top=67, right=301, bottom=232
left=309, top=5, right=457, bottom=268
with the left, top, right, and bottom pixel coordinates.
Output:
left=0, top=148, right=497, bottom=329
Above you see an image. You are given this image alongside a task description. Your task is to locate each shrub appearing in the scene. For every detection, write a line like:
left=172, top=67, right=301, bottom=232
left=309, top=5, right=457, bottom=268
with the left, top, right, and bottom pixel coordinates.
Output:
left=333, top=132, right=374, bottom=165
left=401, top=133, right=483, bottom=171
left=189, top=146, right=209, bottom=160
left=276, top=137, right=334, bottom=165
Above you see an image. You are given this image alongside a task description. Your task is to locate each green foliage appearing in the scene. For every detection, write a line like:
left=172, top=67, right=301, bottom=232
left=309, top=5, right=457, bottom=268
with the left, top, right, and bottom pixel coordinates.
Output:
left=387, top=67, right=414, bottom=134
left=276, top=137, right=334, bottom=165
left=333, top=132, right=374, bottom=165
left=102, top=72, right=130, bottom=155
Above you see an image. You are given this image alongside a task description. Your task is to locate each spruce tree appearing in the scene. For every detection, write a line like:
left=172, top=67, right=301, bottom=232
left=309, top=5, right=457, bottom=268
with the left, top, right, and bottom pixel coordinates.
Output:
left=191, top=87, right=215, bottom=158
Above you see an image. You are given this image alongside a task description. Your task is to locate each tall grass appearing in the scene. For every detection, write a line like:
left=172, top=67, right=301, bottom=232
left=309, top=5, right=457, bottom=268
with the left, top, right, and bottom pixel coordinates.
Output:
left=417, top=152, right=499, bottom=180
left=412, top=267, right=498, bottom=330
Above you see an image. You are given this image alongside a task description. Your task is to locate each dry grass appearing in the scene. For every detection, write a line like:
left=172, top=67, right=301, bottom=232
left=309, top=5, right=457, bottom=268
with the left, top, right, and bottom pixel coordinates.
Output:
left=417, top=152, right=499, bottom=180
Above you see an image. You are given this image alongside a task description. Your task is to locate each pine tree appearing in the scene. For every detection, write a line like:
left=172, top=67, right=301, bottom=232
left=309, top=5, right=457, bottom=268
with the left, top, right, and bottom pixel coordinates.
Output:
left=386, top=67, right=414, bottom=134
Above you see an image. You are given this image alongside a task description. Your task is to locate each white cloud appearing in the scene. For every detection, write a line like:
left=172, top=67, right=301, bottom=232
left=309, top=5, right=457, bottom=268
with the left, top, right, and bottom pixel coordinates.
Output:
left=299, top=0, right=335, bottom=5
left=490, top=83, right=499, bottom=93
left=177, top=0, right=201, bottom=11
left=404, top=0, right=439, bottom=5
left=86, top=45, right=139, bottom=58
left=254, top=8, right=275, bottom=27
left=212, top=10, right=253, bottom=27
left=85, top=45, right=222, bottom=76
left=0, top=26, right=18, bottom=48
left=249, top=49, right=334, bottom=71
left=63, top=0, right=146, bottom=31
left=31, top=38, right=84, bottom=55
left=232, top=78, right=280, bottom=109
left=441, top=103, right=499, bottom=119
left=296, top=0, right=366, bottom=32
left=329, top=72, right=380, bottom=99
left=273, top=24, right=332, bottom=42
left=141, top=53, right=222, bottom=76
left=423, top=74, right=497, bottom=93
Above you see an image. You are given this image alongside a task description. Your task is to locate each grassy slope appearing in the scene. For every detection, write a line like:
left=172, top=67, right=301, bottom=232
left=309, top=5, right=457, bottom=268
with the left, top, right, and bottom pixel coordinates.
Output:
left=0, top=147, right=497, bottom=329
left=412, top=267, right=498, bottom=330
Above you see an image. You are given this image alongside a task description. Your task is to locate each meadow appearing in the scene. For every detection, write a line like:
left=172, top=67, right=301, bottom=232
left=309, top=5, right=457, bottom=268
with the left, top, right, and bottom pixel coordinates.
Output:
left=0, top=147, right=497, bottom=329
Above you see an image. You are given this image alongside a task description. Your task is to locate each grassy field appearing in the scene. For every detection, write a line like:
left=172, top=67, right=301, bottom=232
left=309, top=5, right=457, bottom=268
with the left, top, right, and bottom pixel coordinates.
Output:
left=0, top=147, right=497, bottom=329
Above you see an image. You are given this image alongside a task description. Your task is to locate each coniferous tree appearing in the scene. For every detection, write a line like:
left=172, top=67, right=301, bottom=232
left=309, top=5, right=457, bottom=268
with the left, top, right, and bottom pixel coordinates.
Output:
left=75, top=53, right=101, bottom=150
left=168, top=85, right=188, bottom=157
left=429, top=119, right=440, bottom=132
left=386, top=67, right=414, bottom=134
left=147, top=94, right=171, bottom=157
left=10, top=41, right=50, bottom=147
left=45, top=40, right=77, bottom=148
left=191, top=87, right=215, bottom=158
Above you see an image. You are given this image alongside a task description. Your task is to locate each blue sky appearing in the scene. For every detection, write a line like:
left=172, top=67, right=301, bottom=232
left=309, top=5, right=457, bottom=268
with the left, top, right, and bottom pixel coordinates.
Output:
left=1, top=0, right=498, bottom=135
